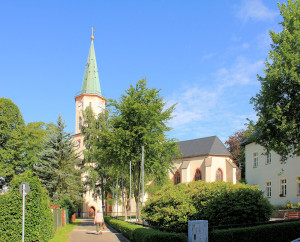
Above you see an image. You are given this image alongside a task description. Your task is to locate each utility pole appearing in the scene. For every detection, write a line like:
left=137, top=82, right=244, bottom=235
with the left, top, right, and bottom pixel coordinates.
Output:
left=116, top=178, right=119, bottom=219
left=129, top=161, right=131, bottom=221
left=141, top=146, right=145, bottom=207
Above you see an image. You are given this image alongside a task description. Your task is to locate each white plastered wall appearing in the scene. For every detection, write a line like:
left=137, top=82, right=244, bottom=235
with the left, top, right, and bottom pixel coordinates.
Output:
left=245, top=142, right=300, bottom=205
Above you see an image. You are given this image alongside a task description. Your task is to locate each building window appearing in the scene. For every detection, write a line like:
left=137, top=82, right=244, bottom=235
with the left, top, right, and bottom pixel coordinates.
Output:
left=174, top=171, right=181, bottom=185
left=77, top=140, right=81, bottom=148
left=266, top=152, right=271, bottom=165
left=253, top=152, right=258, bottom=168
left=297, top=177, right=300, bottom=195
left=89, top=102, right=92, bottom=107
left=280, top=179, right=287, bottom=197
left=216, top=169, right=223, bottom=181
left=194, top=169, right=202, bottom=181
left=266, top=181, right=271, bottom=198
left=78, top=117, right=82, bottom=130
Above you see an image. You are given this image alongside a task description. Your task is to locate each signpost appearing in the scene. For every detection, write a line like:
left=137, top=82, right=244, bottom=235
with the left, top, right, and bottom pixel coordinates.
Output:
left=19, top=182, right=30, bottom=242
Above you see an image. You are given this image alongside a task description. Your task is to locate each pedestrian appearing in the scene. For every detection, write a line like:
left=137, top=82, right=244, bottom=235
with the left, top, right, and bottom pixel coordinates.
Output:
left=94, top=209, right=104, bottom=235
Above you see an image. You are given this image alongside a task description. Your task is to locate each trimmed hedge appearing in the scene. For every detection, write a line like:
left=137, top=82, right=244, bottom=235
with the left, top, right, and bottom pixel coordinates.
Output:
left=209, top=220, right=300, bottom=242
left=104, top=216, right=187, bottom=242
left=0, top=171, right=54, bottom=241
left=142, top=181, right=273, bottom=229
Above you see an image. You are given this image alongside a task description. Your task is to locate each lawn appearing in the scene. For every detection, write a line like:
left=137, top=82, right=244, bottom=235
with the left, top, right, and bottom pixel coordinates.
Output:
left=49, top=220, right=81, bottom=242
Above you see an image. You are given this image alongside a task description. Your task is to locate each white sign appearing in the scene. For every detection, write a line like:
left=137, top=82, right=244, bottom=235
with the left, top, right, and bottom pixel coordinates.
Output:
left=19, top=182, right=30, bottom=196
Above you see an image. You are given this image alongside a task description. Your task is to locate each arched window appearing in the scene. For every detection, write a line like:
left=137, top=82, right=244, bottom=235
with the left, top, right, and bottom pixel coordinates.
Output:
left=89, top=102, right=92, bottom=107
left=194, top=169, right=202, bottom=181
left=174, top=171, right=181, bottom=185
left=216, top=168, right=223, bottom=181
left=78, top=117, right=82, bottom=130
left=77, top=140, right=81, bottom=147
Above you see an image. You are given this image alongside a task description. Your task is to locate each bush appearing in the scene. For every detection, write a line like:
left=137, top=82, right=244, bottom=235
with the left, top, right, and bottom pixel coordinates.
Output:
left=209, top=220, right=300, bottom=242
left=0, top=171, right=54, bottom=241
left=104, top=216, right=187, bottom=242
left=142, top=181, right=273, bottom=229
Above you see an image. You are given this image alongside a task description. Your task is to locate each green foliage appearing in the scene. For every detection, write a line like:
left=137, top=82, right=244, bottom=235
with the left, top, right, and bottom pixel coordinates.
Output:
left=204, top=185, right=273, bottom=226
left=0, top=97, right=26, bottom=188
left=0, top=98, right=53, bottom=189
left=83, top=79, right=180, bottom=221
left=81, top=107, right=113, bottom=208
left=142, top=181, right=273, bottom=230
left=250, top=0, right=300, bottom=160
left=209, top=220, right=300, bottom=242
left=0, top=171, right=54, bottom=241
left=104, top=216, right=187, bottom=242
left=34, top=115, right=83, bottom=210
left=23, top=121, right=55, bottom=170
left=225, top=129, right=246, bottom=178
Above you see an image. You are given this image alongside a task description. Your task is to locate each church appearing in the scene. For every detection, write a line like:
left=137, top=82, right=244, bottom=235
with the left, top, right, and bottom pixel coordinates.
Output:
left=74, top=31, right=240, bottom=218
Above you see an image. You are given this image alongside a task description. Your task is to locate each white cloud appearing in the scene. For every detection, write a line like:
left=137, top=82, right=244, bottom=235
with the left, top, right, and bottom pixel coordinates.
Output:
left=167, top=56, right=263, bottom=141
left=237, top=0, right=277, bottom=22
left=215, top=56, right=264, bottom=88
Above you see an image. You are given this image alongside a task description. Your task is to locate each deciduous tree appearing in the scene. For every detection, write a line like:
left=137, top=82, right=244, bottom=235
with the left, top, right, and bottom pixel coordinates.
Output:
left=0, top=98, right=26, bottom=189
left=250, top=0, right=300, bottom=160
left=83, top=79, right=180, bottom=222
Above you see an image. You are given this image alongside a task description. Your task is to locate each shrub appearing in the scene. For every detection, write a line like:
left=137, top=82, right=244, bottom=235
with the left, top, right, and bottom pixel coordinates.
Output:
left=142, top=181, right=273, bottom=230
left=104, top=216, right=187, bottom=242
left=209, top=220, right=300, bottom=242
left=204, top=185, right=273, bottom=226
left=0, top=171, right=54, bottom=241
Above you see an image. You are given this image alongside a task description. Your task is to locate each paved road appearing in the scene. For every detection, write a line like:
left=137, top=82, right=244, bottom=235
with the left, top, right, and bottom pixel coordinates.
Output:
left=68, top=219, right=130, bottom=242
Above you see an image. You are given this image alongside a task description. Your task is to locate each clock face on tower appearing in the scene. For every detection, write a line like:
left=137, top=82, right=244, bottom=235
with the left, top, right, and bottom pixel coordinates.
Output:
left=78, top=102, right=83, bottom=110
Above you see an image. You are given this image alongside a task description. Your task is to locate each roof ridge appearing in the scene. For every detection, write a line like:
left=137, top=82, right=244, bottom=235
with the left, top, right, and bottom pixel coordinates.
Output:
left=179, top=135, right=217, bottom=143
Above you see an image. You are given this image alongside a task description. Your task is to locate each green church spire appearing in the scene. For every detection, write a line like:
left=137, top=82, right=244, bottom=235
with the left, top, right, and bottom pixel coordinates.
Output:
left=81, top=28, right=101, bottom=96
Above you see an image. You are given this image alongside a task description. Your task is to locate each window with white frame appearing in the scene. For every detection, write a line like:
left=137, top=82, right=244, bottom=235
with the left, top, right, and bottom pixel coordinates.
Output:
left=266, top=181, right=271, bottom=198
left=280, top=179, right=287, bottom=197
left=253, top=152, right=258, bottom=168
left=297, top=177, right=300, bottom=195
left=266, top=152, right=271, bottom=164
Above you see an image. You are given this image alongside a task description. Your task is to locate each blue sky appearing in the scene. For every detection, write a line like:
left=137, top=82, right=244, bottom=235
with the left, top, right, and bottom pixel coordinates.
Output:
left=0, top=0, right=284, bottom=142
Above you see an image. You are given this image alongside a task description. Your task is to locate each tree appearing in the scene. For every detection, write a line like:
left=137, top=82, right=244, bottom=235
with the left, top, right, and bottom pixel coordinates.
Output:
left=0, top=98, right=26, bottom=189
left=34, top=115, right=83, bottom=211
left=23, top=121, right=55, bottom=170
left=100, top=79, right=180, bottom=222
left=250, top=0, right=300, bottom=160
left=85, top=79, right=179, bottom=221
left=81, top=107, right=114, bottom=215
left=225, top=130, right=246, bottom=178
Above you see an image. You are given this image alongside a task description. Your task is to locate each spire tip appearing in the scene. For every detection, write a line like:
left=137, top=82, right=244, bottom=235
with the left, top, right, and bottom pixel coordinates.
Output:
left=91, top=27, right=94, bottom=40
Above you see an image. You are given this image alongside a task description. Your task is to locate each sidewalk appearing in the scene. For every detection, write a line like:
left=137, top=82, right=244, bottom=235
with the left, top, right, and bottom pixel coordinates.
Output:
left=68, top=219, right=130, bottom=242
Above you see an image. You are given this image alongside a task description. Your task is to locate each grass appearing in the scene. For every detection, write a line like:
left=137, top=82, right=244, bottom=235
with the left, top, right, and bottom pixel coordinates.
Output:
left=49, top=220, right=81, bottom=242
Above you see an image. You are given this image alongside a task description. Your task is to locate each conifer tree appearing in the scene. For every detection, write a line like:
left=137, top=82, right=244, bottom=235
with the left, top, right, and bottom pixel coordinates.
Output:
left=34, top=115, right=83, bottom=209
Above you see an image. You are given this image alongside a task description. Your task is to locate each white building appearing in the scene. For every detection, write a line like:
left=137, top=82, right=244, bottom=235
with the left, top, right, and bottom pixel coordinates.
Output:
left=245, top=142, right=300, bottom=205
left=171, top=136, right=240, bottom=184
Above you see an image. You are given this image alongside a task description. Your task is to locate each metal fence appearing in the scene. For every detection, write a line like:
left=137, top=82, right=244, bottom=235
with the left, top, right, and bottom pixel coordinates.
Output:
left=53, top=209, right=69, bottom=230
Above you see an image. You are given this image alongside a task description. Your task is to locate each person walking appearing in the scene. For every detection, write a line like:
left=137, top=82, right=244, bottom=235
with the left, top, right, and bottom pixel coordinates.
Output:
left=94, top=209, right=104, bottom=235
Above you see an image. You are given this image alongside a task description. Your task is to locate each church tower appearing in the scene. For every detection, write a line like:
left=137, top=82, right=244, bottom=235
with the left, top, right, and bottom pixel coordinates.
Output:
left=74, top=29, right=106, bottom=218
